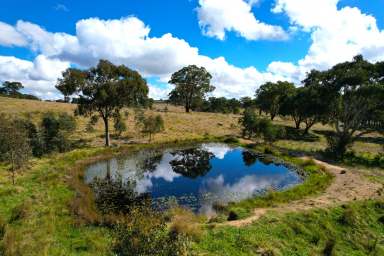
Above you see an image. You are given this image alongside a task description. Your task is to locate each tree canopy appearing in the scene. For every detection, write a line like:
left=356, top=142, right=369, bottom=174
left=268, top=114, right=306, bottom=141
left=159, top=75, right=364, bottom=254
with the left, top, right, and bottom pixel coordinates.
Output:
left=56, top=60, right=149, bottom=146
left=168, top=65, right=214, bottom=113
left=255, top=81, right=295, bottom=120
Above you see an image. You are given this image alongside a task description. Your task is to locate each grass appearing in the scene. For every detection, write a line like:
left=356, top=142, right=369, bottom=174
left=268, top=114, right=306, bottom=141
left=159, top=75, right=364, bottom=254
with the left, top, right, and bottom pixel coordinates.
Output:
left=0, top=148, right=114, bottom=255
left=195, top=200, right=384, bottom=255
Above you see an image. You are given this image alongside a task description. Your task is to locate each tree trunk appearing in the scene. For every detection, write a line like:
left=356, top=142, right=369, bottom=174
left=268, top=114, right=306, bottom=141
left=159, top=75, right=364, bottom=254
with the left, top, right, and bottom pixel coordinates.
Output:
left=303, top=122, right=315, bottom=135
left=271, top=114, right=275, bottom=120
left=185, top=105, right=190, bottom=113
left=294, top=117, right=301, bottom=129
left=103, top=117, right=110, bottom=147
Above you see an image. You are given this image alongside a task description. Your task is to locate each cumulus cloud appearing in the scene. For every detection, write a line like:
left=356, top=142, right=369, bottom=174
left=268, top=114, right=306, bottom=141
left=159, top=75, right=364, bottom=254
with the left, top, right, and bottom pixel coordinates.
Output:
left=0, top=22, right=27, bottom=47
left=1, top=1, right=384, bottom=100
left=0, top=55, right=69, bottom=99
left=0, top=16, right=282, bottom=99
left=269, top=0, right=384, bottom=81
left=197, top=0, right=288, bottom=41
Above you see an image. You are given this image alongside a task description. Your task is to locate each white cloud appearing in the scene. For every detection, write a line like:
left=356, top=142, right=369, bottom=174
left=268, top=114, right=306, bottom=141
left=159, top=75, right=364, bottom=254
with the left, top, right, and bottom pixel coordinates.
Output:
left=147, top=83, right=173, bottom=100
left=197, top=0, right=288, bottom=41
left=269, top=0, right=384, bottom=81
left=0, top=17, right=284, bottom=99
left=1, top=1, right=384, bottom=100
left=0, top=22, right=27, bottom=47
left=0, top=55, right=69, bottom=99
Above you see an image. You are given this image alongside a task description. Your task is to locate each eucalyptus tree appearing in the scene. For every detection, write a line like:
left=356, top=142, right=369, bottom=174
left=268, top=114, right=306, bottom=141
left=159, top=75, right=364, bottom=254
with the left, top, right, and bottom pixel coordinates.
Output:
left=56, top=60, right=149, bottom=146
left=319, top=55, right=384, bottom=157
left=255, top=81, right=295, bottom=120
left=168, top=65, right=214, bottom=113
left=0, top=81, right=23, bottom=96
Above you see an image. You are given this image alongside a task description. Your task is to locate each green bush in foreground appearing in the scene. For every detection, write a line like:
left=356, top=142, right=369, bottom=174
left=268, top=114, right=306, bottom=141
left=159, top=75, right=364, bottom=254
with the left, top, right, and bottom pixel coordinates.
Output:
left=113, top=207, right=192, bottom=256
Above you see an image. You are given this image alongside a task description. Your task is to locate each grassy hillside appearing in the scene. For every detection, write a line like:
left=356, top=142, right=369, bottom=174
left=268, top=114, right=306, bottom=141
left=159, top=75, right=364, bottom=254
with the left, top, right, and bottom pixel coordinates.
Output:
left=0, top=96, right=383, bottom=255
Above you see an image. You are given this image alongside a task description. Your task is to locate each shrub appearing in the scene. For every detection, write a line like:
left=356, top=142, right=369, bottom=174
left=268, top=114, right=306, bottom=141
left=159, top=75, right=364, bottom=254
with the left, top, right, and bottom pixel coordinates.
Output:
left=138, top=114, right=165, bottom=142
left=168, top=207, right=204, bottom=242
left=41, top=112, right=76, bottom=153
left=113, top=207, right=191, bottom=256
left=113, top=113, right=127, bottom=137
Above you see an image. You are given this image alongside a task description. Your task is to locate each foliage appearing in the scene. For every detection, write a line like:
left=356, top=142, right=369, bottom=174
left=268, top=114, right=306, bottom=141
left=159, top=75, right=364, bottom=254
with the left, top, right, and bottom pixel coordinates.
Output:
left=0, top=81, right=40, bottom=100
left=56, top=60, right=149, bottom=146
left=198, top=97, right=241, bottom=114
left=113, top=113, right=127, bottom=137
left=0, top=115, right=31, bottom=184
left=113, top=206, right=191, bottom=256
left=239, top=108, right=285, bottom=143
left=168, top=65, right=214, bottom=113
left=239, top=108, right=258, bottom=138
left=138, top=114, right=165, bottom=142
left=318, top=55, right=384, bottom=158
left=40, top=112, right=76, bottom=153
left=255, top=81, right=295, bottom=120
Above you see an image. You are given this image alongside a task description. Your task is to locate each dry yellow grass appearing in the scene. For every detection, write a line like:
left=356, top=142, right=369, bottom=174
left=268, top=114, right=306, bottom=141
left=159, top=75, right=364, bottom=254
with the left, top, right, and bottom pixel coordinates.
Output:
left=0, top=96, right=241, bottom=146
left=0, top=96, right=382, bottom=154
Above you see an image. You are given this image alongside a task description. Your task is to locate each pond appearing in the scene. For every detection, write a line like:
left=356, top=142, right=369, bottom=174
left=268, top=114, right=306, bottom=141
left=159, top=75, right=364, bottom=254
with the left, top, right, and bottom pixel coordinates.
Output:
left=85, top=143, right=303, bottom=215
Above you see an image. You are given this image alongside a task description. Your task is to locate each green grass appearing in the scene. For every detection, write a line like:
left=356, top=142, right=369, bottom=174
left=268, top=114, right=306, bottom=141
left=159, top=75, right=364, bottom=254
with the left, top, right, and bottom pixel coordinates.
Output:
left=195, top=200, right=384, bottom=255
left=218, top=156, right=334, bottom=220
left=0, top=148, right=114, bottom=255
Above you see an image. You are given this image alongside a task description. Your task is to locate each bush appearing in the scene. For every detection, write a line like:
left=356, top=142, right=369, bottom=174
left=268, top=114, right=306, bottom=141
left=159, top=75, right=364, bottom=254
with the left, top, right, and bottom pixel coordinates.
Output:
left=41, top=112, right=76, bottom=153
left=167, top=207, right=204, bottom=242
left=113, top=207, right=191, bottom=256
left=138, top=114, right=165, bottom=142
left=113, top=113, right=127, bottom=137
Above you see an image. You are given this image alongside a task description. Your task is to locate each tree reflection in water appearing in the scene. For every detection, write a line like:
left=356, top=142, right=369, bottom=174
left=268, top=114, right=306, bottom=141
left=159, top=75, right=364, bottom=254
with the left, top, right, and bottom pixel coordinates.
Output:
left=169, top=148, right=214, bottom=178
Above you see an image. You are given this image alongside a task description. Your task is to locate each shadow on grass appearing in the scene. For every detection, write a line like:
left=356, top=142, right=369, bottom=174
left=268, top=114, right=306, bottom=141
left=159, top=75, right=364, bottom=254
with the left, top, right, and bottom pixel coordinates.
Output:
left=279, top=125, right=320, bottom=142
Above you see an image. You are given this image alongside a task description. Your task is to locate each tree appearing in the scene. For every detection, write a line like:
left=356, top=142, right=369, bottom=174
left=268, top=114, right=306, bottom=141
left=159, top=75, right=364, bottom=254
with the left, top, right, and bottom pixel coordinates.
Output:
left=279, top=87, right=303, bottom=129
left=56, top=60, right=149, bottom=146
left=113, top=113, right=127, bottom=137
left=0, top=81, right=23, bottom=96
left=56, top=69, right=87, bottom=102
left=168, top=65, right=214, bottom=113
left=0, top=116, right=31, bottom=185
left=255, top=81, right=295, bottom=120
left=239, top=108, right=258, bottom=138
left=139, top=115, right=165, bottom=142
left=319, top=55, right=384, bottom=158
left=240, top=97, right=255, bottom=109
left=41, top=112, right=77, bottom=153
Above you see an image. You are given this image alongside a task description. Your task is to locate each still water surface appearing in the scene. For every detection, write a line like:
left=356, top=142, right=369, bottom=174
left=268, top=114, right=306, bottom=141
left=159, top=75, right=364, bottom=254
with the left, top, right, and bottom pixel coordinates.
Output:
left=85, top=143, right=302, bottom=214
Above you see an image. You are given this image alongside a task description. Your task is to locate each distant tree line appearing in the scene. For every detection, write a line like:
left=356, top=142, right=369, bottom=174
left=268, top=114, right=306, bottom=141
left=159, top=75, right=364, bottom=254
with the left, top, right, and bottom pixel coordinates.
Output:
left=0, top=81, right=40, bottom=100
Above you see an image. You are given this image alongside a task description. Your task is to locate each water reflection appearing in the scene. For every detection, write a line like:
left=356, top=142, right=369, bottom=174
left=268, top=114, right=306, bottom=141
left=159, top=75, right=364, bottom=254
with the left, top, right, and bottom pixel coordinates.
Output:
left=85, top=143, right=302, bottom=214
left=170, top=148, right=214, bottom=178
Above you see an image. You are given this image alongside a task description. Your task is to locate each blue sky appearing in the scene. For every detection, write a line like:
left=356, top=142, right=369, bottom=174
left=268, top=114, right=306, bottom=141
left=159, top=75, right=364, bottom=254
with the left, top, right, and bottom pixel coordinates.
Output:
left=0, top=0, right=383, bottom=99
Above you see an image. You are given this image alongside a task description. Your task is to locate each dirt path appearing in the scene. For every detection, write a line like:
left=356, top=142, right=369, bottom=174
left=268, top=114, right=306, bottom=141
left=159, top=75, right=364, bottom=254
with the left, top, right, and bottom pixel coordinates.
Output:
left=226, top=159, right=383, bottom=227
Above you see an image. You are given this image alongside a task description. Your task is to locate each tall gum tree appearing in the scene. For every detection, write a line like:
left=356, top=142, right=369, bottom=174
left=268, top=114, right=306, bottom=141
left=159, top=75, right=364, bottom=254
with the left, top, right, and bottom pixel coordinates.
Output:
left=56, top=60, right=149, bottom=146
left=168, top=65, right=214, bottom=113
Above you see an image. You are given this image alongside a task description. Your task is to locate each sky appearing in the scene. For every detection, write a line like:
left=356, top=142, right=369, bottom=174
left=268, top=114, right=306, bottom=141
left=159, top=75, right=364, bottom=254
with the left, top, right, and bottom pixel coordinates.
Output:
left=0, top=0, right=383, bottom=100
